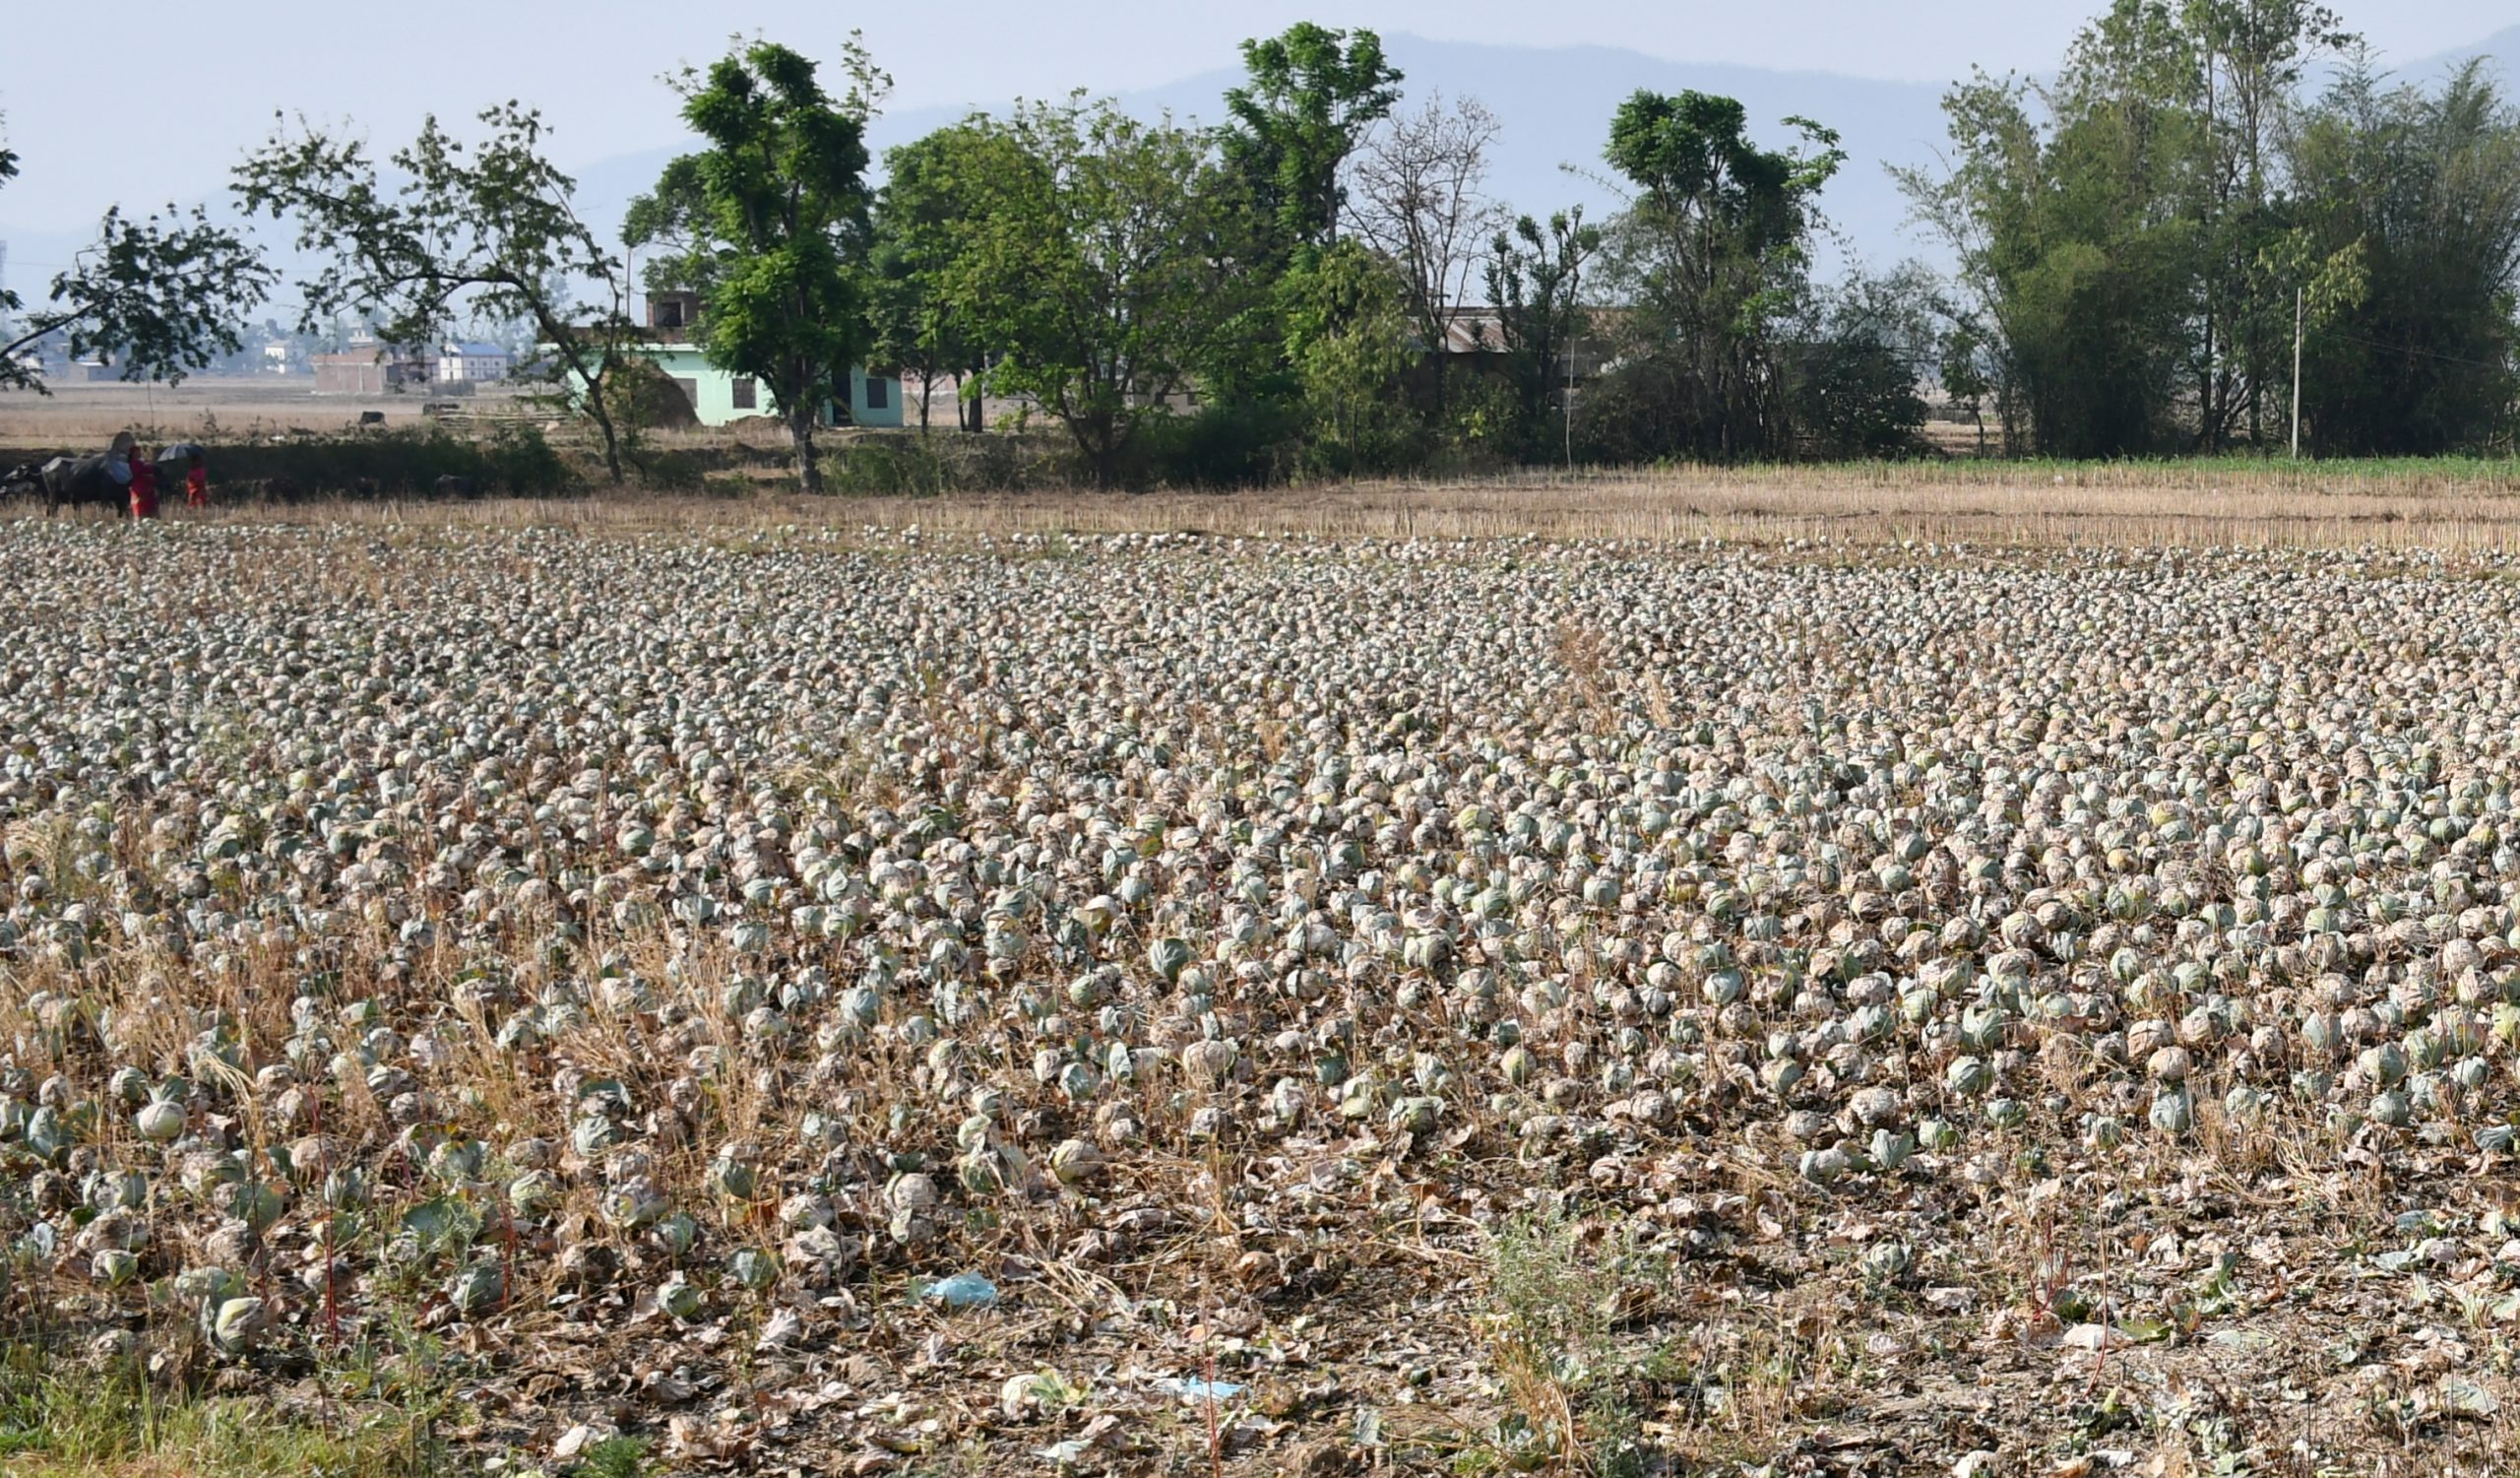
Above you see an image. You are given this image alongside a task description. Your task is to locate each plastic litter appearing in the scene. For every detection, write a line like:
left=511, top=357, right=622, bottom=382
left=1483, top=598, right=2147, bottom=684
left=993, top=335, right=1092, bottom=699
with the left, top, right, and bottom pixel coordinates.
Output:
left=1154, top=1377, right=1247, bottom=1400
left=916, top=1271, right=999, bottom=1308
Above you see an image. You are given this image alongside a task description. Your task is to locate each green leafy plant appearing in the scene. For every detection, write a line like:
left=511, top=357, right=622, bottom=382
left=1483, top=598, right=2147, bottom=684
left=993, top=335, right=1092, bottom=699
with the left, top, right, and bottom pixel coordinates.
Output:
left=1478, top=1204, right=1652, bottom=1477
left=576, top=1433, right=653, bottom=1478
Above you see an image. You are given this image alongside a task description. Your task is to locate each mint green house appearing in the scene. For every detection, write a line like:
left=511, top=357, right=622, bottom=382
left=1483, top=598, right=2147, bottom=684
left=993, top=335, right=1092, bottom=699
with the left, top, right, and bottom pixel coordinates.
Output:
left=640, top=344, right=902, bottom=429
left=558, top=292, right=904, bottom=429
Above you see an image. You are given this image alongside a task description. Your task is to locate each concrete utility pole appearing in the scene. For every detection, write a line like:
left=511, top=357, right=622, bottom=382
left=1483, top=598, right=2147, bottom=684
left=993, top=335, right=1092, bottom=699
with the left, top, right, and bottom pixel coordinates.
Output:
left=2290, top=287, right=2304, bottom=461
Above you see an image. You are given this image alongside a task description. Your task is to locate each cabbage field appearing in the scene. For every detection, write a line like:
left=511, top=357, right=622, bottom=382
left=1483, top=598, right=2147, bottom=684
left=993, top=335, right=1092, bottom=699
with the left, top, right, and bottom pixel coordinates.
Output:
left=7, top=517, right=2520, bottom=1476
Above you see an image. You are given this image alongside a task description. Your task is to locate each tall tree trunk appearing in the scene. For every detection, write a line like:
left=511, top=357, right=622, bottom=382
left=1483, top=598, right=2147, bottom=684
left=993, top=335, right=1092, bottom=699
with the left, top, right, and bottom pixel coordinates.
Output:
left=2200, top=310, right=2218, bottom=454
left=541, top=308, right=627, bottom=485
left=791, top=404, right=822, bottom=493
left=1077, top=413, right=1118, bottom=489
left=584, top=370, right=626, bottom=485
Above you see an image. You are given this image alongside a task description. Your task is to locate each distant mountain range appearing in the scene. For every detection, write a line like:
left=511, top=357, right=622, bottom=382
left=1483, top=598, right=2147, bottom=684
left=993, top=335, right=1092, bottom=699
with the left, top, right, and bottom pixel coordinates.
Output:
left=2432, top=22, right=2520, bottom=88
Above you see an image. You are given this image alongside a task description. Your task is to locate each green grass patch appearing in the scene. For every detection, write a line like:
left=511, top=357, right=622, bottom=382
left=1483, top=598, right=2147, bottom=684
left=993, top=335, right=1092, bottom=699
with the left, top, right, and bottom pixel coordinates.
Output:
left=0, top=1343, right=451, bottom=1478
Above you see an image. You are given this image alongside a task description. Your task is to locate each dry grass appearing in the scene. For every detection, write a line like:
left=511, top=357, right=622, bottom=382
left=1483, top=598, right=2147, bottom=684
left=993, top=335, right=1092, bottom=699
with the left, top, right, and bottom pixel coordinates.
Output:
left=0, top=383, right=448, bottom=445
left=58, top=457, right=2517, bottom=553
left=805, top=463, right=2520, bottom=551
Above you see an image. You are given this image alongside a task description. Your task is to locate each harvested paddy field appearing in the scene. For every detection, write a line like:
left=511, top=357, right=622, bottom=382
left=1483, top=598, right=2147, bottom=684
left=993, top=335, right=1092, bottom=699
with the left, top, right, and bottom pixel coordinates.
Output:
left=8, top=513, right=2520, bottom=1476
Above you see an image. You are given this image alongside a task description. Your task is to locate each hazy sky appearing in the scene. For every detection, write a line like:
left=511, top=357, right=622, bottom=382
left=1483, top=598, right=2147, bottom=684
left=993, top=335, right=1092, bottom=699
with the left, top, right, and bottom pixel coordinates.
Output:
left=2, top=0, right=2511, bottom=237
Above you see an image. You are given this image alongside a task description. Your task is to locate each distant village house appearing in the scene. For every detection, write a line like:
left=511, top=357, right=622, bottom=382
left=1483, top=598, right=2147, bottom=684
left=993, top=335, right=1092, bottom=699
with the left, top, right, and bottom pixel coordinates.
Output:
left=312, top=344, right=431, bottom=395
left=436, top=342, right=512, bottom=385
left=556, top=292, right=902, bottom=429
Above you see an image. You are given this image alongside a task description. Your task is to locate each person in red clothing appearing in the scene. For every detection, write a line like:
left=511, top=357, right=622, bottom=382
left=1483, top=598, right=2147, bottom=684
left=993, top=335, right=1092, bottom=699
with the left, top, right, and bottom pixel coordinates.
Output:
left=127, top=445, right=159, bottom=520
left=184, top=450, right=209, bottom=509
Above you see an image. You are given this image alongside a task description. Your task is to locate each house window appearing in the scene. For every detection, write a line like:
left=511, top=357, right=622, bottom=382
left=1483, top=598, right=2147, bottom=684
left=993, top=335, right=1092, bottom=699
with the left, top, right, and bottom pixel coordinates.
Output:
left=732, top=377, right=757, bottom=410
left=864, top=376, right=889, bottom=411
left=673, top=378, right=700, bottom=410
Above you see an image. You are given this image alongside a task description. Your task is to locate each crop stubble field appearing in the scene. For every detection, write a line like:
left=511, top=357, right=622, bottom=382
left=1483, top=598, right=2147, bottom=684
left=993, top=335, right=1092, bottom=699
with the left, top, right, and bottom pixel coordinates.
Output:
left=11, top=483, right=2520, bottom=1475
left=149, top=457, right=2520, bottom=553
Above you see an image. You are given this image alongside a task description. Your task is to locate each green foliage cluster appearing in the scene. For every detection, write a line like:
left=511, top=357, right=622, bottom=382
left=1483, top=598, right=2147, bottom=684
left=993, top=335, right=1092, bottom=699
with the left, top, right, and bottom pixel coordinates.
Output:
left=1, top=112, right=276, bottom=395
left=16, top=0, right=2520, bottom=486
left=1583, top=93, right=1853, bottom=462
left=625, top=40, right=886, bottom=492
left=1474, top=1203, right=1660, bottom=1478
left=1224, top=23, right=1405, bottom=260
left=234, top=103, right=645, bottom=482
left=1903, top=0, right=2520, bottom=457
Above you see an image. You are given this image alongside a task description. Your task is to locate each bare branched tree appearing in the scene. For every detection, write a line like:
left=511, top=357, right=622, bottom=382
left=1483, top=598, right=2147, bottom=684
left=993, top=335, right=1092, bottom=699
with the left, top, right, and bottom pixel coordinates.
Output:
left=1345, top=92, right=1501, bottom=415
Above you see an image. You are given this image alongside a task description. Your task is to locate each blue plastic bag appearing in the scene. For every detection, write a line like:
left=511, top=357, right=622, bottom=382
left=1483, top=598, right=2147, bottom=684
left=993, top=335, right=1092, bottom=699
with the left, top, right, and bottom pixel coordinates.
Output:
left=916, top=1271, right=999, bottom=1309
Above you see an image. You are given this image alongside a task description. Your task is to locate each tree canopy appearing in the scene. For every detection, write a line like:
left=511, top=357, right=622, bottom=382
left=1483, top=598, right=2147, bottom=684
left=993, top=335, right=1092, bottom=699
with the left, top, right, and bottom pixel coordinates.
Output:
left=3, top=114, right=276, bottom=394
left=1587, top=91, right=1846, bottom=461
left=942, top=96, right=1244, bottom=486
left=1222, top=24, right=1404, bottom=258
left=627, top=37, right=883, bottom=492
left=1896, top=0, right=2429, bottom=457
left=235, top=102, right=641, bottom=480
left=869, top=123, right=1031, bottom=433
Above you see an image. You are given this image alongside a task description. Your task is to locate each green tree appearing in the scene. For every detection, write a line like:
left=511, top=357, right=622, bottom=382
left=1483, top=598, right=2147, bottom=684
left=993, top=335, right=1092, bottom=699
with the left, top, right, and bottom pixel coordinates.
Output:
left=2, top=117, right=275, bottom=394
left=1222, top=23, right=1404, bottom=259
left=1902, top=62, right=2197, bottom=455
left=949, top=96, right=1244, bottom=486
left=235, top=102, right=639, bottom=481
left=1283, top=241, right=1418, bottom=477
left=1784, top=266, right=1940, bottom=458
left=1593, top=91, right=1844, bottom=460
left=870, top=123, right=1028, bottom=433
left=2180, top=0, right=2356, bottom=448
left=2288, top=60, right=2520, bottom=454
left=627, top=37, right=883, bottom=493
left=1938, top=314, right=1995, bottom=454
left=1483, top=209, right=1601, bottom=465
left=865, top=245, right=948, bottom=434
left=1899, top=0, right=2361, bottom=456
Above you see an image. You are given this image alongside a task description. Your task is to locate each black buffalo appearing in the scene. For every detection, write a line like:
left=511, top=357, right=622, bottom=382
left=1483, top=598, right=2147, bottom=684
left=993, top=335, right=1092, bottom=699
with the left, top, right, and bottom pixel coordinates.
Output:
left=37, top=456, right=130, bottom=516
left=1, top=463, right=41, bottom=504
